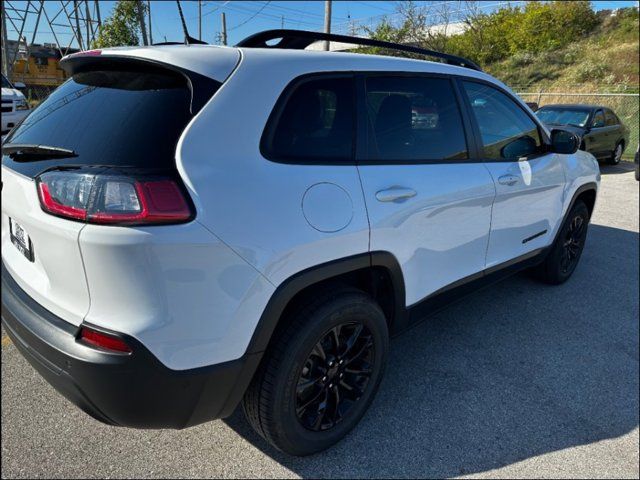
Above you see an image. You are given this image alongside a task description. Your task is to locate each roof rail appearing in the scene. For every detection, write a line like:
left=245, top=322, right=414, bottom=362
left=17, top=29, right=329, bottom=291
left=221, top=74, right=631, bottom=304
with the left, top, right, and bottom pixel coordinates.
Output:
left=236, top=29, right=482, bottom=72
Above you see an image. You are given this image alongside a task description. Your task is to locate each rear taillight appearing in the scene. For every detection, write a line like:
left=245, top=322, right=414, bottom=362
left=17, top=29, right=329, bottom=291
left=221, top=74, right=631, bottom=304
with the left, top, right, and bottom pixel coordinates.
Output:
left=79, top=326, right=132, bottom=353
left=36, top=171, right=192, bottom=225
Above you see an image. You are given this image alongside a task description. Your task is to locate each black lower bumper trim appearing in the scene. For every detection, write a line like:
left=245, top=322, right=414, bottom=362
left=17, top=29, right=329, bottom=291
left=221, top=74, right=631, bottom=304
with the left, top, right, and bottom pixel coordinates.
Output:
left=1, top=263, right=260, bottom=429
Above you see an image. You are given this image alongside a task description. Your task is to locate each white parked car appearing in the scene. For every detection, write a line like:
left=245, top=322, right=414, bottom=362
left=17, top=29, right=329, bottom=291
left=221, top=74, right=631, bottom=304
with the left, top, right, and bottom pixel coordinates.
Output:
left=1, top=74, right=30, bottom=136
left=1, top=30, right=600, bottom=456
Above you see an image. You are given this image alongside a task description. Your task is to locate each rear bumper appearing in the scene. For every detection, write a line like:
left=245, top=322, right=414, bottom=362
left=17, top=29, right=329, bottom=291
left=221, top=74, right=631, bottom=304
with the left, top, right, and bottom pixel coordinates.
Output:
left=1, top=263, right=261, bottom=429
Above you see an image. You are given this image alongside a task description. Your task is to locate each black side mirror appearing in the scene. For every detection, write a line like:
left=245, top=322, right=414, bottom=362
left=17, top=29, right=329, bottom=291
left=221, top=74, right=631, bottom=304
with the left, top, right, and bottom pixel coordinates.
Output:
left=550, top=129, right=579, bottom=154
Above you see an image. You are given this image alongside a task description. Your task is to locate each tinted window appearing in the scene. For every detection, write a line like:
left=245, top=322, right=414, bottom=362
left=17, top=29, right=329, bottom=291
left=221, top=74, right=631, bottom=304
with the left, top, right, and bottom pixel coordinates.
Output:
left=3, top=68, right=201, bottom=177
left=365, top=76, right=467, bottom=161
left=264, top=76, right=354, bottom=161
left=592, top=110, right=605, bottom=127
left=463, top=81, right=542, bottom=160
left=605, top=110, right=618, bottom=126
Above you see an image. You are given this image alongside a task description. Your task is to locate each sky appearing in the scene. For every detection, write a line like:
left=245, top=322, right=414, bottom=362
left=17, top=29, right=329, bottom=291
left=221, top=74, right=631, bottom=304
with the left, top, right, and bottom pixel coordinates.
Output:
left=3, top=1, right=639, bottom=49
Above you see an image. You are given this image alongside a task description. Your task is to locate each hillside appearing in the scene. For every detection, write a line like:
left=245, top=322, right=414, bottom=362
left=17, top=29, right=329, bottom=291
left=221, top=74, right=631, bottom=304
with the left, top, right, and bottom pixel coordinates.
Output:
left=486, top=8, right=639, bottom=92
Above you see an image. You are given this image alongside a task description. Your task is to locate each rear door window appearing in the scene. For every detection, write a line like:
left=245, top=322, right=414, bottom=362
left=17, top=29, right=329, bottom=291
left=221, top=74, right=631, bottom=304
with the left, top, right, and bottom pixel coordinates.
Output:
left=605, top=110, right=618, bottom=126
left=3, top=66, right=212, bottom=177
left=364, top=76, right=468, bottom=161
left=262, top=76, right=355, bottom=162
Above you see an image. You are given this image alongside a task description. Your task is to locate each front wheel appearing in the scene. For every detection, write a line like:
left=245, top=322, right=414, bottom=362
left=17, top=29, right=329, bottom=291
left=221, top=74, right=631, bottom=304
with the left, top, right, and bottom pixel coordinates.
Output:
left=242, top=289, right=389, bottom=456
left=608, top=142, right=624, bottom=165
left=535, top=200, right=590, bottom=284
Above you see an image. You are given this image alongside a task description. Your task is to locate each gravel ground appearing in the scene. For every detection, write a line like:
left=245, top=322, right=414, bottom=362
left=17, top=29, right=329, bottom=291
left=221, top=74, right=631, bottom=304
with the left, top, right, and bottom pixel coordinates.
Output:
left=1, top=163, right=638, bottom=479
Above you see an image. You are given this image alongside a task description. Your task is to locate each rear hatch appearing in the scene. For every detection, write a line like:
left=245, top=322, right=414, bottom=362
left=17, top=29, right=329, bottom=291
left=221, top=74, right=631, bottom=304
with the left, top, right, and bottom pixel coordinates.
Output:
left=1, top=50, right=232, bottom=326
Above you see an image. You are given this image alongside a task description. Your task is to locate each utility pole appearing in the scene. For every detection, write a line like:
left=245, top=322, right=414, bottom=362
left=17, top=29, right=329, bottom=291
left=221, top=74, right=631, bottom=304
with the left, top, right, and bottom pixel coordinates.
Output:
left=137, top=0, right=148, bottom=45
left=220, top=12, right=227, bottom=46
left=1, top=4, right=10, bottom=78
left=198, top=0, right=202, bottom=41
left=281, top=15, right=284, bottom=29
left=323, top=0, right=332, bottom=51
left=147, top=0, right=152, bottom=44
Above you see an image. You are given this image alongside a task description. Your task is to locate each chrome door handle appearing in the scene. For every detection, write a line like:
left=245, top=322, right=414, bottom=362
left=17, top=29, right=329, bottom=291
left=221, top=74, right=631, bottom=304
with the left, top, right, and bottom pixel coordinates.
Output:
left=498, top=174, right=519, bottom=186
left=375, top=187, right=417, bottom=202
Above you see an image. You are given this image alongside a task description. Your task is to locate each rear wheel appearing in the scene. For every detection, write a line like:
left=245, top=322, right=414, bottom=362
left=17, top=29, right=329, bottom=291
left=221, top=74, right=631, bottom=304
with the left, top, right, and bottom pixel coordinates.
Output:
left=242, top=289, right=388, bottom=456
left=607, top=142, right=624, bottom=165
left=535, top=200, right=590, bottom=284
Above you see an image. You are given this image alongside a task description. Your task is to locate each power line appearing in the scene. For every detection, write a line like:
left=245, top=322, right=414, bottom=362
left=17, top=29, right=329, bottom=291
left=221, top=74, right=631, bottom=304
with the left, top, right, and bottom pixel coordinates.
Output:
left=228, top=1, right=272, bottom=32
left=221, top=1, right=321, bottom=29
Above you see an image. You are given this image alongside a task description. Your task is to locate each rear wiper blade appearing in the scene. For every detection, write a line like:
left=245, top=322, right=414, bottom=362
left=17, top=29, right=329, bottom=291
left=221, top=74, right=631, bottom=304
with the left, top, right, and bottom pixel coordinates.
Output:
left=2, top=143, right=78, bottom=160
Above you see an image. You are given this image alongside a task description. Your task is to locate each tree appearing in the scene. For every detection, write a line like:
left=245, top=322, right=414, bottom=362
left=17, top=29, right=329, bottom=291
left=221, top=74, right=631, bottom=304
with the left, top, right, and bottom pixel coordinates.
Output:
left=93, top=1, right=147, bottom=48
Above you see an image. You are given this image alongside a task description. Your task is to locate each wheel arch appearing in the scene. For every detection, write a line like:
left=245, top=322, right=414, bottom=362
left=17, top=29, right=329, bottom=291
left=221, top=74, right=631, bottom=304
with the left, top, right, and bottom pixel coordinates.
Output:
left=570, top=182, right=598, bottom=219
left=244, top=251, right=406, bottom=357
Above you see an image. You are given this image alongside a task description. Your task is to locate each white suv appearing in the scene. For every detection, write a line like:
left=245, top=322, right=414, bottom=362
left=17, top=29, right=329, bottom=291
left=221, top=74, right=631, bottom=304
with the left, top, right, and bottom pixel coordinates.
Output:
left=1, top=74, right=30, bottom=136
left=1, top=30, right=600, bottom=456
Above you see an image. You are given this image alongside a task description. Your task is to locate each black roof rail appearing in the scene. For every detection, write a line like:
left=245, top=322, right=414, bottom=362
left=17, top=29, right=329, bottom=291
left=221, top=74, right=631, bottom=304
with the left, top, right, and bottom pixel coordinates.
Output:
left=236, top=29, right=482, bottom=72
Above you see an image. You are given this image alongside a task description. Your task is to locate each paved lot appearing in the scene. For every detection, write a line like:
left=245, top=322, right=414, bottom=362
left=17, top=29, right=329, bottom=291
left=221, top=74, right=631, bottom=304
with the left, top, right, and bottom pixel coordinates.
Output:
left=2, top=163, right=638, bottom=479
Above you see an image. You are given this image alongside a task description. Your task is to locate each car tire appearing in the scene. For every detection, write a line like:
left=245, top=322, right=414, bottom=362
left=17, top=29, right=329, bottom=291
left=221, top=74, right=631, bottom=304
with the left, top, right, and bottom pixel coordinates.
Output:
left=607, top=142, right=624, bottom=165
left=534, top=200, right=590, bottom=285
left=242, top=288, right=389, bottom=456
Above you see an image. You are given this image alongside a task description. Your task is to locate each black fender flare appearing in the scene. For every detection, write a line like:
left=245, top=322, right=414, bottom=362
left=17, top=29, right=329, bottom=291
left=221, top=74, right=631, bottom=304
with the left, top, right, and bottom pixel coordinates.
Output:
left=245, top=251, right=406, bottom=356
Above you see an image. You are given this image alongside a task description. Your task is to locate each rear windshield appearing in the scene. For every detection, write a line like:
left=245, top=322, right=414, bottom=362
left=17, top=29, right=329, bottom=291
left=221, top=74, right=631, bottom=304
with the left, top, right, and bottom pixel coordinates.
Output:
left=3, top=67, right=206, bottom=177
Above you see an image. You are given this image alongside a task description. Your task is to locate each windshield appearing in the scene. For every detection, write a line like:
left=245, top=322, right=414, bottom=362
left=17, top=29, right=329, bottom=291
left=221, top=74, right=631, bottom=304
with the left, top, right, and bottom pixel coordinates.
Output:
left=535, top=108, right=590, bottom=128
left=1, top=74, right=13, bottom=89
left=3, top=67, right=206, bottom=177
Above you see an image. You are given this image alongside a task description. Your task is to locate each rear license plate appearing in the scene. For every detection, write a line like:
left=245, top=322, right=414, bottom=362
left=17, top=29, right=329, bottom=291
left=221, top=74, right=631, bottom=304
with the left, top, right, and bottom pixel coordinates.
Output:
left=9, top=218, right=34, bottom=262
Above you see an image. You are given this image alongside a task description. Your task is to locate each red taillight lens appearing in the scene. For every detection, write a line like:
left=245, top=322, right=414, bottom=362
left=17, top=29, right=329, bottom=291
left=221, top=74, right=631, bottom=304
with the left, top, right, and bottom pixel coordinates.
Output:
left=36, top=171, right=192, bottom=225
left=38, top=180, right=88, bottom=220
left=79, top=327, right=132, bottom=353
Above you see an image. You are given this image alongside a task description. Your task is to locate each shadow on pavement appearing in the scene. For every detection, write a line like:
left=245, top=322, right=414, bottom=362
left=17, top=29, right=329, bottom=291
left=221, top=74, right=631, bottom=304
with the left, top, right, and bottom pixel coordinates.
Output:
left=224, top=223, right=639, bottom=478
left=599, top=161, right=636, bottom=175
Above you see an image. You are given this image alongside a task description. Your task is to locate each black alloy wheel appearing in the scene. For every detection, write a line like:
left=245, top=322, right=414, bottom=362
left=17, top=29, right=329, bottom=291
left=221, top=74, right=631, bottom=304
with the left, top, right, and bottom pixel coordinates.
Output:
left=560, top=214, right=586, bottom=274
left=295, top=322, right=374, bottom=431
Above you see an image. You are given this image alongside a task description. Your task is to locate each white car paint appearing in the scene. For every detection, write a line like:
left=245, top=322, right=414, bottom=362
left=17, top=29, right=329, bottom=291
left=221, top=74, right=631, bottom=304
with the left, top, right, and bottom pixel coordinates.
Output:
left=1, top=83, right=30, bottom=134
left=1, top=45, right=600, bottom=370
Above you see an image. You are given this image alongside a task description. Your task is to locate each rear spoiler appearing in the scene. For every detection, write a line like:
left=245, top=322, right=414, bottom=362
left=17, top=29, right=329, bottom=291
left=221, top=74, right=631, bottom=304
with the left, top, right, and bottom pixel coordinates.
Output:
left=59, top=52, right=219, bottom=114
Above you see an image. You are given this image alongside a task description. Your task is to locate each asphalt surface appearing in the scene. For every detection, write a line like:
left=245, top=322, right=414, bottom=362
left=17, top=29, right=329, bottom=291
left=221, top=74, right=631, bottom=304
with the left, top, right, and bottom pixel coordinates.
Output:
left=2, top=163, right=639, bottom=479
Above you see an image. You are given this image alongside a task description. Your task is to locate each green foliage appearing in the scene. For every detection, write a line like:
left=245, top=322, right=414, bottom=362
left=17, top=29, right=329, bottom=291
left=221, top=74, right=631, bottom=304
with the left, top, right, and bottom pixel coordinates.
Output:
left=447, top=1, right=599, bottom=65
left=93, top=1, right=145, bottom=48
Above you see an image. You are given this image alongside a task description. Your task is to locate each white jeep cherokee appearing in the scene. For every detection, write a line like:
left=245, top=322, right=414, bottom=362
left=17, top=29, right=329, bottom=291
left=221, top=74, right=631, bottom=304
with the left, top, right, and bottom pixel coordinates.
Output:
left=1, top=30, right=600, bottom=456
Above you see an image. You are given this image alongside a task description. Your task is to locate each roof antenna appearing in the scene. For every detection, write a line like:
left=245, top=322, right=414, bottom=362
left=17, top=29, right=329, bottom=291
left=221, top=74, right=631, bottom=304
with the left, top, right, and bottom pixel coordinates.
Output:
left=176, top=0, right=207, bottom=45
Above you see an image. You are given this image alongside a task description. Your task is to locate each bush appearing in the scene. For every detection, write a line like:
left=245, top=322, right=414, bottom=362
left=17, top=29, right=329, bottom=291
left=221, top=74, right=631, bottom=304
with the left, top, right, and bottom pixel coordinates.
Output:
left=446, top=1, right=599, bottom=67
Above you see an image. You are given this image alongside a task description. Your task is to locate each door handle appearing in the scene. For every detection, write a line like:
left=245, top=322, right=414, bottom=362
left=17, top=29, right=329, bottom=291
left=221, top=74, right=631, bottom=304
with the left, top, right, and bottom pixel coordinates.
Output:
left=498, top=174, right=519, bottom=186
left=375, top=187, right=417, bottom=202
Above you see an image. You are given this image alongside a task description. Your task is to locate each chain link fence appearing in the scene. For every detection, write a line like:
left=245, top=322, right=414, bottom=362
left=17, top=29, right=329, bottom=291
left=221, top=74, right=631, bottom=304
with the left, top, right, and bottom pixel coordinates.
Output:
left=516, top=91, right=640, bottom=159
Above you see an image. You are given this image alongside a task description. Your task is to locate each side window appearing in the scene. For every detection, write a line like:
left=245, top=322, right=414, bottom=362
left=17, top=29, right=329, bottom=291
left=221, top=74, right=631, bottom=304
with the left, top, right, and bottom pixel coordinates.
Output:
left=365, top=76, right=468, bottom=161
left=605, top=110, right=618, bottom=126
left=592, top=110, right=605, bottom=128
left=263, top=76, right=354, bottom=162
left=463, top=81, right=542, bottom=160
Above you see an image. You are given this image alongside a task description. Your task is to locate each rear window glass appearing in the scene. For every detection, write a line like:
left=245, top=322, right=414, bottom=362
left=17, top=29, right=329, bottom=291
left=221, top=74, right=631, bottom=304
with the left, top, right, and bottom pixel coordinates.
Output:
left=365, top=76, right=468, bottom=161
left=262, top=76, right=354, bottom=162
left=3, top=68, right=198, bottom=177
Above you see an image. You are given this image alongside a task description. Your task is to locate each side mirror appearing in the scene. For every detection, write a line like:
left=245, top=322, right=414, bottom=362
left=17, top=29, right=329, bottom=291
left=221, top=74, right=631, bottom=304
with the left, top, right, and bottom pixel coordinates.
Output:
left=550, top=129, right=579, bottom=154
left=13, top=81, right=26, bottom=90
